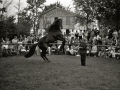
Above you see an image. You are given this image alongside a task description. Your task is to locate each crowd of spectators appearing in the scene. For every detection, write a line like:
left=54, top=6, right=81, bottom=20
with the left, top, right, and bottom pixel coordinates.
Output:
left=61, top=28, right=120, bottom=59
left=1, top=34, right=40, bottom=57
left=1, top=28, right=120, bottom=59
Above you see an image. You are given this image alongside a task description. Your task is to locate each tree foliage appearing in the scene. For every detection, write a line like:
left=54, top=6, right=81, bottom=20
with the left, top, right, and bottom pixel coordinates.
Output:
left=73, top=0, right=120, bottom=30
left=43, top=2, right=64, bottom=12
left=0, top=0, right=13, bottom=16
left=26, top=0, right=46, bottom=34
left=18, top=9, right=33, bottom=35
left=0, top=0, right=16, bottom=40
left=0, top=16, right=17, bottom=40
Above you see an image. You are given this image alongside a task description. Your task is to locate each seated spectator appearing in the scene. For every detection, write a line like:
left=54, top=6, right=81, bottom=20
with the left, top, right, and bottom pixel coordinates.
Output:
left=69, top=45, right=77, bottom=56
left=1, top=47, right=8, bottom=57
left=9, top=43, right=17, bottom=56
left=110, top=47, right=116, bottom=58
left=65, top=45, right=70, bottom=55
left=1, top=37, right=10, bottom=56
left=96, top=37, right=102, bottom=45
left=7, top=41, right=13, bottom=56
left=105, top=46, right=112, bottom=58
left=104, top=48, right=110, bottom=58
left=47, top=46, right=51, bottom=55
left=65, top=45, right=77, bottom=56
left=98, top=46, right=106, bottom=58
left=115, top=49, right=120, bottom=59
left=19, top=44, right=26, bottom=55
left=1, top=42, right=8, bottom=51
left=51, top=44, right=57, bottom=54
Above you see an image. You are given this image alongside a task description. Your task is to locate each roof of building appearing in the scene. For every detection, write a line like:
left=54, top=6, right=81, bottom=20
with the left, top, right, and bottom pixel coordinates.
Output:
left=39, top=6, right=76, bottom=17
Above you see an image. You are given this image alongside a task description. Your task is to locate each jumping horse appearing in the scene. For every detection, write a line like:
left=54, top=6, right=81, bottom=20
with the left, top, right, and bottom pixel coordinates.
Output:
left=24, top=19, right=65, bottom=62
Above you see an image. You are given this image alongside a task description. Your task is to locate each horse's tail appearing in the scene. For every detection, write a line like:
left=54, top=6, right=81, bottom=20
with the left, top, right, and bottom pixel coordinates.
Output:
left=24, top=43, right=38, bottom=58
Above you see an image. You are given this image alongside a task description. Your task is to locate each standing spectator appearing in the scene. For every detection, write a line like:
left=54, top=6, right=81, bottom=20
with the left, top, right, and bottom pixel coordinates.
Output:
left=91, top=43, right=98, bottom=57
left=19, top=35, right=23, bottom=41
left=79, top=38, right=87, bottom=66
left=118, top=29, right=120, bottom=39
left=34, top=39, right=40, bottom=56
left=79, top=30, right=83, bottom=40
left=12, top=36, right=18, bottom=44
left=75, top=30, right=79, bottom=38
left=96, top=35, right=102, bottom=45
left=48, top=46, right=51, bottom=55
left=18, top=42, right=23, bottom=55
left=67, top=35, right=71, bottom=45
left=26, top=35, right=32, bottom=51
left=12, top=36, right=18, bottom=54
left=84, top=30, right=88, bottom=39
left=112, top=30, right=118, bottom=39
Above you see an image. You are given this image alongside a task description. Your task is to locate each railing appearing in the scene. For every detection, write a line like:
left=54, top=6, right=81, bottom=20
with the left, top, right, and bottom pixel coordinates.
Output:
left=0, top=43, right=120, bottom=59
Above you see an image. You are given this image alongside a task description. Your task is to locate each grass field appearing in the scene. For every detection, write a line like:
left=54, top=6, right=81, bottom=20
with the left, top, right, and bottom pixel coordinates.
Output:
left=0, top=55, right=120, bottom=90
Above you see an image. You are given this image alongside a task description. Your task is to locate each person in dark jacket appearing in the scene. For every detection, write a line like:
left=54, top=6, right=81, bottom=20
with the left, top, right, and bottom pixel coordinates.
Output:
left=79, top=38, right=87, bottom=66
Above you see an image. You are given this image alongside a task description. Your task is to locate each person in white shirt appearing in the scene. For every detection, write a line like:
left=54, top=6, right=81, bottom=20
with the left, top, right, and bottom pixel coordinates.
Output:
left=91, top=43, right=98, bottom=57
left=65, top=45, right=70, bottom=55
left=12, top=36, right=18, bottom=54
left=20, top=43, right=26, bottom=55
left=12, top=36, right=18, bottom=44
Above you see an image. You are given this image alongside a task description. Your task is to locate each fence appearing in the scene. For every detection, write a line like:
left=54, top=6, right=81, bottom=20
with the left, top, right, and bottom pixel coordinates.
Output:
left=0, top=43, right=120, bottom=59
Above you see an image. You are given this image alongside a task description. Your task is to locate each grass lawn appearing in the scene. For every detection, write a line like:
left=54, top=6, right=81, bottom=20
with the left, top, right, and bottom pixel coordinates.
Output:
left=0, top=55, right=120, bottom=90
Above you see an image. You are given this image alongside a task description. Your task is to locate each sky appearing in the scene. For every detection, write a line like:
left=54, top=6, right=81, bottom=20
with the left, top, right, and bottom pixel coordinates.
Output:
left=9, top=0, right=74, bottom=16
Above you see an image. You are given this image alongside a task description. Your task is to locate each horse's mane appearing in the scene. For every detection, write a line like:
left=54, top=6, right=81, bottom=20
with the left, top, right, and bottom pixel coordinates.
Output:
left=47, top=19, right=62, bottom=32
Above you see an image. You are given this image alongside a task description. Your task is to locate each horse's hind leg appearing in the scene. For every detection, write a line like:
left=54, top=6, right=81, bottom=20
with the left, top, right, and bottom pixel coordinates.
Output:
left=43, top=49, right=51, bottom=62
left=41, top=52, right=47, bottom=62
left=44, top=54, right=51, bottom=62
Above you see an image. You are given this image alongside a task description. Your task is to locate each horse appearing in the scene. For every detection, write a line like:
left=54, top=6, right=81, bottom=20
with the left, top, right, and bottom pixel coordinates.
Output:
left=24, top=19, right=65, bottom=62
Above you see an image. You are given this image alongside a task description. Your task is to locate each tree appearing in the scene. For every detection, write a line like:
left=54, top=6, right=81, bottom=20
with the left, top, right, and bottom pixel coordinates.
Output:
left=0, top=0, right=13, bottom=16
left=73, top=0, right=120, bottom=31
left=27, top=0, right=46, bottom=35
left=0, top=0, right=14, bottom=57
left=17, top=9, right=33, bottom=35
left=14, top=0, right=22, bottom=36
left=43, top=2, right=64, bottom=12
left=73, top=0, right=95, bottom=30
left=0, top=16, right=17, bottom=39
